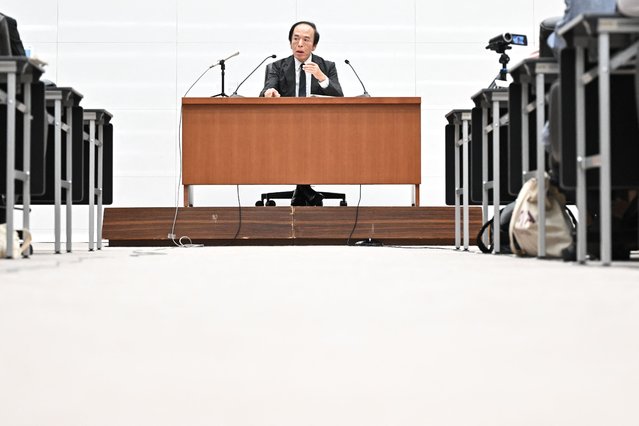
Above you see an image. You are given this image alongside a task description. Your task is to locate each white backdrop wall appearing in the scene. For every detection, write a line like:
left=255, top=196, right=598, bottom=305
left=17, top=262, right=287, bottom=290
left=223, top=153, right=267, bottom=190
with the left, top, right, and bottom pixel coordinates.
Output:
left=3, top=0, right=564, bottom=241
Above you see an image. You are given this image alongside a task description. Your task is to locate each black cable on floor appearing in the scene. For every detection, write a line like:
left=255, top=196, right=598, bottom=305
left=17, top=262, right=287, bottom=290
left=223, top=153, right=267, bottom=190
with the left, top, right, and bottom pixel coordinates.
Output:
left=231, top=185, right=243, bottom=241
left=346, top=185, right=363, bottom=246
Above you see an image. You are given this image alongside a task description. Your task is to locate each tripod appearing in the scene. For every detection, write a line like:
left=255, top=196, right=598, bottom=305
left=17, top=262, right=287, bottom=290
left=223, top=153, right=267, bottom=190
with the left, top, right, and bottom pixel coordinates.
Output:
left=488, top=51, right=511, bottom=89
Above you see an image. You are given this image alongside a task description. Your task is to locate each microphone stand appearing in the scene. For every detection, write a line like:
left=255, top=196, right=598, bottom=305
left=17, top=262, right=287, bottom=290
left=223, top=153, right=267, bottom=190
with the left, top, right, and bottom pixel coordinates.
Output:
left=344, top=59, right=371, bottom=97
left=231, top=54, right=277, bottom=97
left=212, top=60, right=228, bottom=97
left=212, top=51, right=239, bottom=97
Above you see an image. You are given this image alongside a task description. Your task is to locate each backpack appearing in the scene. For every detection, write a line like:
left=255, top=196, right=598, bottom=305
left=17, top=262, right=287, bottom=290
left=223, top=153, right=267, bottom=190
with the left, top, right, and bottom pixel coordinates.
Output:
left=509, top=175, right=575, bottom=258
left=0, top=225, right=32, bottom=258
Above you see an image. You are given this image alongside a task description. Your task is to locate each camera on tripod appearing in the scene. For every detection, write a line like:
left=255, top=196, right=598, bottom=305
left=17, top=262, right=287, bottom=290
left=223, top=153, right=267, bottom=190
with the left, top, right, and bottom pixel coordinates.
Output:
left=486, top=32, right=528, bottom=88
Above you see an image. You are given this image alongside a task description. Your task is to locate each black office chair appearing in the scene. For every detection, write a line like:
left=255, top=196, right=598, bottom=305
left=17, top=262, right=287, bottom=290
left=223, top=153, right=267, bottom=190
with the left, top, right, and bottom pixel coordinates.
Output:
left=255, top=63, right=347, bottom=207
left=539, top=16, right=561, bottom=58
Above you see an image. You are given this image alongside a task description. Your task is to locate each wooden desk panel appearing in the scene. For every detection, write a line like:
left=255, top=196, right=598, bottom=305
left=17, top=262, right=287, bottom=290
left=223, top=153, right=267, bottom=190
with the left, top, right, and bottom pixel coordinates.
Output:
left=181, top=97, right=421, bottom=203
left=103, top=206, right=483, bottom=246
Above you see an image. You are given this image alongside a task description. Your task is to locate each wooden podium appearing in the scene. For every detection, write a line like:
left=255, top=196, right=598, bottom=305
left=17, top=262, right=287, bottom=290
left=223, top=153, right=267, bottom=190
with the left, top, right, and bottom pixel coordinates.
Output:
left=181, top=97, right=421, bottom=206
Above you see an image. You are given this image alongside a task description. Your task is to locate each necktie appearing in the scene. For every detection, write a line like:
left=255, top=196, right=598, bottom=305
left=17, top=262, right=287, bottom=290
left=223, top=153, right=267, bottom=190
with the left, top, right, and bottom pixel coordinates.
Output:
left=298, top=64, right=306, bottom=97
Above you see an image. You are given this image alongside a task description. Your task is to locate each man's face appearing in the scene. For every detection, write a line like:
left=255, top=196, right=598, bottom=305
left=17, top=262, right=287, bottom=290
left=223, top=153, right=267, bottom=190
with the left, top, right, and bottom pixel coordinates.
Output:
left=290, top=23, right=316, bottom=62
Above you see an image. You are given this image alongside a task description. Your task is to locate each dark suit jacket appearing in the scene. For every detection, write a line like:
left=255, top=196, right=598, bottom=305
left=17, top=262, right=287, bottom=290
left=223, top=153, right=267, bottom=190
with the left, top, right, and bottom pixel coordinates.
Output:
left=259, top=54, right=343, bottom=97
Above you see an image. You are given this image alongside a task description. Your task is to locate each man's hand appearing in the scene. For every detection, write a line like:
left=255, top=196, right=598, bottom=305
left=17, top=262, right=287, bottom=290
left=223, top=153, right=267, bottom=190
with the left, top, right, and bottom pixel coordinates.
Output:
left=264, top=88, right=281, bottom=97
left=302, top=62, right=326, bottom=82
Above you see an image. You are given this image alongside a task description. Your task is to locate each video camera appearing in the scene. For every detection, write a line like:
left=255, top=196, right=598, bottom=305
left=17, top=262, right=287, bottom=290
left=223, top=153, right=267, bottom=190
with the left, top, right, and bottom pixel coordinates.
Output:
left=486, top=33, right=528, bottom=53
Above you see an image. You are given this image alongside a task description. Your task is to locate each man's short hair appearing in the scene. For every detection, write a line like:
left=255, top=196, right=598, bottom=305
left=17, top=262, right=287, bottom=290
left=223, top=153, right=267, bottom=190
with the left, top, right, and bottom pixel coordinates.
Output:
left=288, top=21, right=320, bottom=46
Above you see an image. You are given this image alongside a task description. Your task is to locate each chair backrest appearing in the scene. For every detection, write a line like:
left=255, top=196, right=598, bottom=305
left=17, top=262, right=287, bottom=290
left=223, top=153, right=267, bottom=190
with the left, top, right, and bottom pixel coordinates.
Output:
left=618, top=0, right=639, bottom=126
left=539, top=16, right=561, bottom=58
left=0, top=14, right=11, bottom=55
left=264, top=62, right=273, bottom=84
left=0, top=13, right=25, bottom=56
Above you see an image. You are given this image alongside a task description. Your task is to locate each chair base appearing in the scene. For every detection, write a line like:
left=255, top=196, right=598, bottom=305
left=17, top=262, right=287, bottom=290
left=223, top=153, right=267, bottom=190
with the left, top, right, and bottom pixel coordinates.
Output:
left=255, top=190, right=347, bottom=206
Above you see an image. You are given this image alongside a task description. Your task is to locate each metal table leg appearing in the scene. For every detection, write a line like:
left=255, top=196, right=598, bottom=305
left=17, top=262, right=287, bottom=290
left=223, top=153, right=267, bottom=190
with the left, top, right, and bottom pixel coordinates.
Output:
left=492, top=100, right=501, bottom=254
left=4, top=72, right=16, bottom=258
left=454, top=122, right=461, bottom=249
left=598, top=32, right=612, bottom=266
left=97, top=123, right=104, bottom=250
left=53, top=98, right=62, bottom=254
left=462, top=116, right=470, bottom=250
left=536, top=72, right=547, bottom=258
left=88, top=118, right=95, bottom=251
left=576, top=46, right=588, bottom=264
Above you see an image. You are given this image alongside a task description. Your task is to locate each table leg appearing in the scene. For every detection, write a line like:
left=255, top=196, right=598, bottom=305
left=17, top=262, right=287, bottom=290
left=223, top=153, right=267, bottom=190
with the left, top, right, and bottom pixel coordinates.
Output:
left=184, top=185, right=194, bottom=207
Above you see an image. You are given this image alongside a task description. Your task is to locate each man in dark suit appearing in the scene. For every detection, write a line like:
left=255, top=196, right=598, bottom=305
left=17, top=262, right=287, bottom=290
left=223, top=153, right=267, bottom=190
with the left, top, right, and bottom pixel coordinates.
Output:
left=260, top=21, right=344, bottom=206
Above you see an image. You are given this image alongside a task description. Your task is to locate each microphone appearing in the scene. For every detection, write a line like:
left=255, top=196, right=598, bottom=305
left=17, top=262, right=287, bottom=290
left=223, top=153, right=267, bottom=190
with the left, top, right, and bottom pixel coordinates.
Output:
left=231, top=54, right=277, bottom=97
left=344, top=59, right=371, bottom=97
left=210, top=51, right=240, bottom=68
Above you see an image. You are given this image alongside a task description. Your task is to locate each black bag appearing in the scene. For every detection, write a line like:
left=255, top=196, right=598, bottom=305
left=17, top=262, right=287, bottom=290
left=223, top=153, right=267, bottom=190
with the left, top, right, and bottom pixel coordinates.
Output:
left=1, top=194, right=6, bottom=224
left=476, top=202, right=515, bottom=254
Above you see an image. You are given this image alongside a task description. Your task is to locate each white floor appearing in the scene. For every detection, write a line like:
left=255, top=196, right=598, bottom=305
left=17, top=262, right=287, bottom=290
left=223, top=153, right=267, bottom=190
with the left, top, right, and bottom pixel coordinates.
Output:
left=1, top=244, right=639, bottom=426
